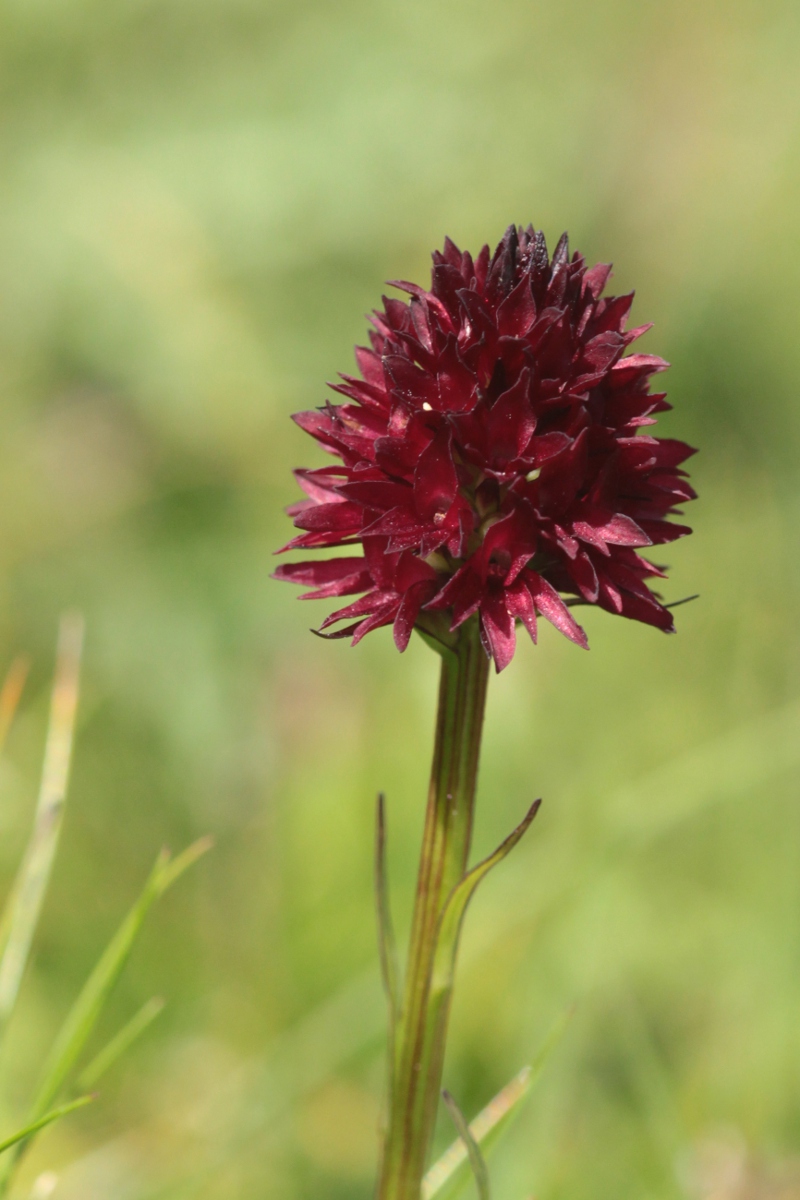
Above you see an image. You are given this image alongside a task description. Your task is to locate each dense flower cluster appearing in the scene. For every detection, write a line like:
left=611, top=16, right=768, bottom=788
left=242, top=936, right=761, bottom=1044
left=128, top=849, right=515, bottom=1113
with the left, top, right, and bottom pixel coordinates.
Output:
left=275, top=226, right=695, bottom=671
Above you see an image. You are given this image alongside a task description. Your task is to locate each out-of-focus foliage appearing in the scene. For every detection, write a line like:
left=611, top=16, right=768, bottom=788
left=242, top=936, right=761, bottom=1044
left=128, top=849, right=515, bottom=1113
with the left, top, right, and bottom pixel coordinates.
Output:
left=0, top=1, right=798, bottom=1197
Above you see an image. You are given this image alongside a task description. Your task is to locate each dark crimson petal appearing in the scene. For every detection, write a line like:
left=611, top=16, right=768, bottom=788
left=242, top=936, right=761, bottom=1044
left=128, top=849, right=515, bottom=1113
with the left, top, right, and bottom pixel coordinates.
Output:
left=299, top=572, right=373, bottom=600
left=293, top=405, right=380, bottom=463
left=611, top=353, right=670, bottom=383
left=524, top=571, right=588, bottom=648
left=293, top=467, right=349, bottom=504
left=623, top=322, right=653, bottom=345
left=329, top=379, right=387, bottom=410
left=456, top=288, right=496, bottom=342
left=351, top=605, right=399, bottom=645
left=375, top=413, right=435, bottom=478
left=395, top=552, right=439, bottom=590
left=336, top=479, right=412, bottom=508
left=496, top=274, right=536, bottom=338
left=272, top=557, right=368, bottom=586
left=277, top=530, right=362, bottom=553
left=409, top=298, right=435, bottom=354
left=313, top=621, right=362, bottom=641
left=426, top=564, right=483, bottom=629
left=293, top=500, right=365, bottom=534
left=393, top=579, right=440, bottom=651
left=650, top=438, right=698, bottom=469
left=505, top=577, right=538, bottom=641
left=481, top=506, right=537, bottom=585
left=572, top=510, right=652, bottom=551
left=551, top=231, right=570, bottom=269
left=487, top=369, right=536, bottom=465
left=528, top=431, right=571, bottom=466
left=580, top=331, right=625, bottom=372
left=567, top=550, right=600, bottom=603
left=581, top=262, right=612, bottom=300
left=538, top=428, right=589, bottom=514
left=382, top=296, right=413, bottom=333
left=598, top=583, right=675, bottom=632
left=414, top=427, right=458, bottom=520
left=637, top=519, right=693, bottom=544
left=590, top=292, right=634, bottom=335
left=354, top=345, right=385, bottom=386
left=431, top=263, right=467, bottom=315
left=383, top=354, right=439, bottom=408
left=363, top=505, right=430, bottom=542
left=320, top=590, right=398, bottom=628
left=480, top=588, right=516, bottom=672
left=387, top=281, right=453, bottom=328
left=433, top=336, right=480, bottom=413
left=440, top=236, right=463, bottom=268
left=363, top=535, right=400, bottom=589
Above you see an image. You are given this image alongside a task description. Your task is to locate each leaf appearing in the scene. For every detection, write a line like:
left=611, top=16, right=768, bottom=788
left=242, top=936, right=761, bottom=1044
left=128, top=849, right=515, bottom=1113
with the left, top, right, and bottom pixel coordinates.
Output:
left=32, top=837, right=212, bottom=1120
left=0, top=837, right=211, bottom=1191
left=0, top=1096, right=94, bottom=1156
left=422, top=1010, right=571, bottom=1200
left=375, top=793, right=401, bottom=1072
left=430, top=801, right=541, bottom=1004
left=0, top=615, right=84, bottom=1041
left=441, top=1090, right=490, bottom=1200
left=77, top=996, right=166, bottom=1090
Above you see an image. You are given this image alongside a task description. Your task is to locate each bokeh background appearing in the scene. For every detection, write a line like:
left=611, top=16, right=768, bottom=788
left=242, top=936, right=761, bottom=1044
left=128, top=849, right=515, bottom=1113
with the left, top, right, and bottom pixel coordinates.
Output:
left=1, top=1, right=799, bottom=1197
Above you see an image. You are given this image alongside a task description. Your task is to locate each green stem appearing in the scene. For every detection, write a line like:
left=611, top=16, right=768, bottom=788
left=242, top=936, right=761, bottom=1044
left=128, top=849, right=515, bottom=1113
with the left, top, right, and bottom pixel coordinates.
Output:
left=378, top=616, right=490, bottom=1200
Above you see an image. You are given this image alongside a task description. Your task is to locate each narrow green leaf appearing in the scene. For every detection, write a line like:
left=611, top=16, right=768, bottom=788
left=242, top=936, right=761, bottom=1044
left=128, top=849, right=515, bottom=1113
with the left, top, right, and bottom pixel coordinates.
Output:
left=422, top=1010, right=571, bottom=1200
left=77, top=995, right=166, bottom=1091
left=0, top=1096, right=94, bottom=1156
left=32, top=837, right=211, bottom=1121
left=441, top=1090, right=490, bottom=1200
left=375, top=793, right=401, bottom=1067
left=0, top=615, right=84, bottom=1041
left=431, top=800, right=541, bottom=1002
left=0, top=836, right=211, bottom=1194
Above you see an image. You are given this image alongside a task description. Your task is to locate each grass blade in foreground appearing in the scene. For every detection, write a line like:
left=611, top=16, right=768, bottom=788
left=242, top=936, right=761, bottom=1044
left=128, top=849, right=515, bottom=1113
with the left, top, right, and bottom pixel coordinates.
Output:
left=441, top=1091, right=490, bottom=1200
left=33, top=838, right=211, bottom=1119
left=422, top=1010, right=571, bottom=1200
left=0, top=1097, right=94, bottom=1157
left=0, top=615, right=84, bottom=1042
left=0, top=838, right=211, bottom=1192
left=77, top=996, right=166, bottom=1091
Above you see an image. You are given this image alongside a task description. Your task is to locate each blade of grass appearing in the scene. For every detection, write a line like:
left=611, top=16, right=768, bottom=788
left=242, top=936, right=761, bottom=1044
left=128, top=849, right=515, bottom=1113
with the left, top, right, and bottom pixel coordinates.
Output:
left=0, top=655, right=30, bottom=762
left=0, top=615, right=84, bottom=1041
left=0, top=837, right=211, bottom=1193
left=441, top=1091, right=490, bottom=1200
left=77, top=996, right=166, bottom=1091
left=422, top=1009, right=570, bottom=1200
left=0, top=1096, right=94, bottom=1156
left=33, top=837, right=211, bottom=1120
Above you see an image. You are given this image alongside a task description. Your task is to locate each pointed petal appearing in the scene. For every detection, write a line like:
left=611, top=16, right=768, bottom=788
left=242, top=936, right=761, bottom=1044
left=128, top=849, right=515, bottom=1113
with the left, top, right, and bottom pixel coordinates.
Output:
left=480, top=589, right=516, bottom=672
left=525, top=572, right=588, bottom=648
left=414, top=428, right=459, bottom=520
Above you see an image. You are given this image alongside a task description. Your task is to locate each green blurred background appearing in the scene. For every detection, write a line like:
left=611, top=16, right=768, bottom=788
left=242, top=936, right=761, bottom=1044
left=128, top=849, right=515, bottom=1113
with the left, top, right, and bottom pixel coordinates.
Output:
left=1, top=0, right=799, bottom=1196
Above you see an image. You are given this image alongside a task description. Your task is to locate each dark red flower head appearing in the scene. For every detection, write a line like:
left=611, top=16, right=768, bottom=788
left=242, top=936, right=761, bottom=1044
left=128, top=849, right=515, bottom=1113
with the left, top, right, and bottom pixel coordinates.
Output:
left=275, top=226, right=696, bottom=671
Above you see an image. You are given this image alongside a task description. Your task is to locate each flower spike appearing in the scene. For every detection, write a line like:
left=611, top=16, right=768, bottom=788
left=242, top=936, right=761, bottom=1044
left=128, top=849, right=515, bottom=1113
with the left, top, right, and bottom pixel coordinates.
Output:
left=276, top=226, right=696, bottom=670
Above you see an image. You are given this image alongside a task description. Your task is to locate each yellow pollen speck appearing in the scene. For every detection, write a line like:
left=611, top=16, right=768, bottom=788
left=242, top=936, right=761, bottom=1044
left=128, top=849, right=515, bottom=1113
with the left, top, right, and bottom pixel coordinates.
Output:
left=422, top=402, right=432, bottom=411
left=526, top=467, right=541, bottom=482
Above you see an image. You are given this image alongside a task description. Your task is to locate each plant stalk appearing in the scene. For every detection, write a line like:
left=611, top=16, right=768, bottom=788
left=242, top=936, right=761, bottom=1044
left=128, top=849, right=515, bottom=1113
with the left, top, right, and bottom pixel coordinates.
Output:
left=378, top=616, right=490, bottom=1200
